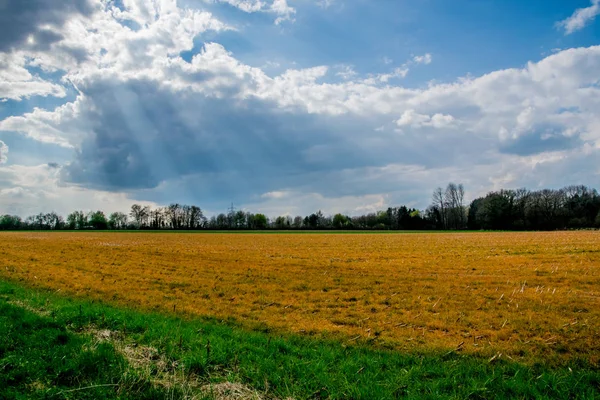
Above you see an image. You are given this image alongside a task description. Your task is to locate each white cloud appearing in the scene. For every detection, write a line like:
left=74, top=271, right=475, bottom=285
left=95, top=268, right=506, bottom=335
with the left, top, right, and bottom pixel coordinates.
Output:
left=0, top=140, right=8, bottom=164
left=413, top=53, right=432, bottom=65
left=251, top=190, right=388, bottom=217
left=396, top=109, right=456, bottom=129
left=362, top=67, right=409, bottom=85
left=0, top=98, right=89, bottom=147
left=0, top=53, right=66, bottom=101
left=31, top=0, right=228, bottom=79
left=335, top=65, right=357, bottom=80
left=272, top=0, right=296, bottom=24
left=207, top=0, right=296, bottom=24
left=261, top=60, right=281, bottom=69
left=0, top=163, right=157, bottom=216
left=317, top=0, right=335, bottom=9
left=557, top=0, right=600, bottom=35
left=5, top=14, right=600, bottom=145
left=261, top=190, right=289, bottom=199
left=5, top=38, right=600, bottom=193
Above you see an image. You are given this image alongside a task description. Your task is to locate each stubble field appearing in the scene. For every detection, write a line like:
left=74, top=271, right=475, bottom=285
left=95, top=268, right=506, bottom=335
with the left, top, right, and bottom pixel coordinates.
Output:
left=1, top=231, right=599, bottom=366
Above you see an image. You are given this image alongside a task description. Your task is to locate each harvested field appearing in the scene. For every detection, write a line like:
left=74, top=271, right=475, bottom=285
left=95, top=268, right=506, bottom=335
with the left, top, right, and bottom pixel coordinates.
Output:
left=1, top=231, right=599, bottom=365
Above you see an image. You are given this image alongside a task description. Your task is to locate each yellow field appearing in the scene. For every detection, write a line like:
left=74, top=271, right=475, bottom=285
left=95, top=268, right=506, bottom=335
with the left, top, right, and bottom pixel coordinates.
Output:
left=1, top=231, right=599, bottom=365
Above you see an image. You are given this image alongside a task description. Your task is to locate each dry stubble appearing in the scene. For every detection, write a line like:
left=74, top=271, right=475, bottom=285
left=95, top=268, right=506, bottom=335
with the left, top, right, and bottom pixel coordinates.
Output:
left=1, top=231, right=598, bottom=365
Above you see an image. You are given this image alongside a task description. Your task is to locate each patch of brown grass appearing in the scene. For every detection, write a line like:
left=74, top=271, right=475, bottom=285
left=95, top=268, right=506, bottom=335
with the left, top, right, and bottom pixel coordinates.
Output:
left=200, top=382, right=265, bottom=400
left=1, top=231, right=599, bottom=364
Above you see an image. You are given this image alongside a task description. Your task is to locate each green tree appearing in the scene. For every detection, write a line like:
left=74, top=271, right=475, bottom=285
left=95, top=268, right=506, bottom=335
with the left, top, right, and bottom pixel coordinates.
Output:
left=332, top=213, right=349, bottom=229
left=253, top=214, right=268, bottom=229
left=88, top=211, right=108, bottom=230
left=0, top=215, right=22, bottom=230
left=67, top=211, right=87, bottom=229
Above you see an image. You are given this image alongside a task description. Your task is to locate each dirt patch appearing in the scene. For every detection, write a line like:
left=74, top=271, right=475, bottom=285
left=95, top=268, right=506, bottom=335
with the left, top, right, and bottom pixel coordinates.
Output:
left=201, top=382, right=265, bottom=400
left=8, top=300, right=51, bottom=317
left=85, top=327, right=176, bottom=380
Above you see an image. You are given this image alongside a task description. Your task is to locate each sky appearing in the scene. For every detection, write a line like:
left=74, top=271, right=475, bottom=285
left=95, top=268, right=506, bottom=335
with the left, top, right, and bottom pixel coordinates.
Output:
left=0, top=0, right=600, bottom=218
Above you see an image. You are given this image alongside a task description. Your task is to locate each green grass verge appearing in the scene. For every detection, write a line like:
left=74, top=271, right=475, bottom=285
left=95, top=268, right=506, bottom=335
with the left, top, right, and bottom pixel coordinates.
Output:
left=1, top=280, right=598, bottom=399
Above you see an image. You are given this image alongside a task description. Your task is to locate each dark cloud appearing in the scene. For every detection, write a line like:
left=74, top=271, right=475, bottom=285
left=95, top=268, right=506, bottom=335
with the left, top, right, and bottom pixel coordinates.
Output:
left=59, top=77, right=495, bottom=205
left=63, top=76, right=488, bottom=198
left=62, top=78, right=332, bottom=192
left=0, top=0, right=94, bottom=52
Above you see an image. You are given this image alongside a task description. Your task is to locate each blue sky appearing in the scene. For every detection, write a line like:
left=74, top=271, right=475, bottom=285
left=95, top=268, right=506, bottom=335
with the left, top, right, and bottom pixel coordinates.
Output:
left=1, top=0, right=599, bottom=217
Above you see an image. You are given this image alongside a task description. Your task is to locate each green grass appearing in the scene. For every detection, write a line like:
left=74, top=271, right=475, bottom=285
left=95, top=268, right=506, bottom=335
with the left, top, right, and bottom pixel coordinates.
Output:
left=1, top=280, right=599, bottom=399
left=0, top=300, right=172, bottom=399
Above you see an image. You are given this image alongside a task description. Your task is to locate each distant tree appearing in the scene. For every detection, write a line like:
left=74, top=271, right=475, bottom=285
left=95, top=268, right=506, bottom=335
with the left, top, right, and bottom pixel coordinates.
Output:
left=467, top=198, right=482, bottom=230
left=424, top=206, right=442, bottom=229
left=292, top=216, right=303, bottom=229
left=149, top=208, right=165, bottom=229
left=431, top=187, right=447, bottom=229
left=24, top=212, right=63, bottom=230
left=305, top=211, right=326, bottom=229
left=108, top=212, right=128, bottom=230
left=233, top=210, right=246, bottom=229
left=0, top=215, right=22, bottom=230
left=351, top=213, right=379, bottom=229
left=67, top=211, right=87, bottom=229
left=274, top=216, right=288, bottom=229
left=252, top=213, right=267, bottom=229
left=207, top=215, right=217, bottom=229
left=512, top=188, right=530, bottom=229
left=478, top=192, right=513, bottom=230
left=444, top=183, right=466, bottom=229
left=129, top=204, right=151, bottom=228
left=130, top=204, right=145, bottom=228
left=8, top=183, right=600, bottom=233
left=45, top=212, right=64, bottom=230
left=429, top=183, right=466, bottom=230
left=88, top=211, right=108, bottom=230
left=244, top=213, right=255, bottom=229
left=564, top=185, right=600, bottom=228
left=397, top=206, right=412, bottom=229
left=526, top=189, right=565, bottom=230
left=332, top=213, right=350, bottom=229
left=189, top=205, right=206, bottom=229
left=375, top=211, right=389, bottom=228
left=215, top=213, right=228, bottom=229
left=167, top=204, right=182, bottom=229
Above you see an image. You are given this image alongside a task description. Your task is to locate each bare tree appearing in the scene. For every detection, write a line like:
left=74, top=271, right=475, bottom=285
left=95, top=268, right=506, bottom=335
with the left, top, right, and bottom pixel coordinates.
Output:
left=130, top=204, right=149, bottom=228
left=189, top=205, right=205, bottom=229
left=443, top=183, right=467, bottom=229
left=167, top=204, right=182, bottom=229
left=293, top=216, right=303, bottom=229
left=432, top=187, right=447, bottom=229
left=109, top=212, right=128, bottom=229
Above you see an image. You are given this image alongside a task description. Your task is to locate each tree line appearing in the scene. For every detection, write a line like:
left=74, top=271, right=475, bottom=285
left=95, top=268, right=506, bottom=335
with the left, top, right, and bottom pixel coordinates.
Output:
left=1, top=184, right=599, bottom=231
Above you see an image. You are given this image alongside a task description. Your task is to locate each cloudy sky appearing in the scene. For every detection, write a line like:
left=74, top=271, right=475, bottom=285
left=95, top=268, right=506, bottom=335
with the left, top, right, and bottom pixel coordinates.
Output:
left=1, top=0, right=599, bottom=218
